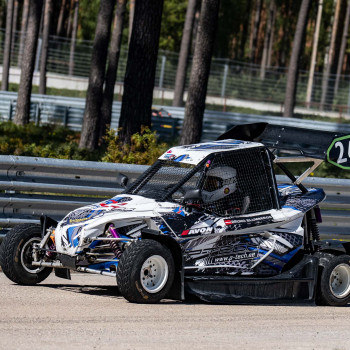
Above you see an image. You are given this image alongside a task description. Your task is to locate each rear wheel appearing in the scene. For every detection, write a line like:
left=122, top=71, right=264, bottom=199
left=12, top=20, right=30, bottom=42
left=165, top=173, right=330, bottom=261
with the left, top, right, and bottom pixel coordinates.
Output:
left=116, top=239, right=174, bottom=303
left=0, top=224, right=52, bottom=285
left=317, top=254, right=350, bottom=306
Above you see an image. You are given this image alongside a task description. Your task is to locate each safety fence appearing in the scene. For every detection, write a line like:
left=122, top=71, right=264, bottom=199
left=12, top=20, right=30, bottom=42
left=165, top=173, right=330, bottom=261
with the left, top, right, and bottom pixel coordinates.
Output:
left=1, top=91, right=350, bottom=142
left=2, top=28, right=350, bottom=114
left=0, top=156, right=349, bottom=242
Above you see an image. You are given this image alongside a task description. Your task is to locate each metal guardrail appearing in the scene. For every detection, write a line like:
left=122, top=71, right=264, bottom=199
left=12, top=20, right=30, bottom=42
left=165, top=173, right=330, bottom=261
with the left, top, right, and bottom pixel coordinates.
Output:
left=0, top=156, right=349, bottom=242
left=1, top=91, right=350, bottom=142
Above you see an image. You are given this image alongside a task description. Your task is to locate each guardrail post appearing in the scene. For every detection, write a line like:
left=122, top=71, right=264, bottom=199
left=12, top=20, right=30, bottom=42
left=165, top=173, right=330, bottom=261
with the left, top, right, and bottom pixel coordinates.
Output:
left=34, top=38, right=42, bottom=73
left=34, top=103, right=40, bottom=125
left=8, top=101, right=13, bottom=121
left=64, top=106, right=69, bottom=127
left=159, top=55, right=166, bottom=89
left=221, top=64, right=229, bottom=98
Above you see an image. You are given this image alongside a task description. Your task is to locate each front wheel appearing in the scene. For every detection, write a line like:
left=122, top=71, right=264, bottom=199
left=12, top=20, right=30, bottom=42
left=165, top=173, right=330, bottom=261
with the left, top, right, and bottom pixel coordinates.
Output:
left=0, top=224, right=52, bottom=285
left=116, top=239, right=175, bottom=303
left=316, top=254, right=350, bottom=306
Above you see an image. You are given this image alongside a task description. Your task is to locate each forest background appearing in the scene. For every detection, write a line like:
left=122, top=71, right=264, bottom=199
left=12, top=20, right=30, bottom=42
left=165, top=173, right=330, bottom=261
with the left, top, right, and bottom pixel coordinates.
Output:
left=0, top=0, right=341, bottom=72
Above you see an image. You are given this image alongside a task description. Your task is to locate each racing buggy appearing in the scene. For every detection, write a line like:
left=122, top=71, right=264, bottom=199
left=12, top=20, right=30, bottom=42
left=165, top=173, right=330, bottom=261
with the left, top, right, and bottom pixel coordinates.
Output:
left=1, top=123, right=350, bottom=306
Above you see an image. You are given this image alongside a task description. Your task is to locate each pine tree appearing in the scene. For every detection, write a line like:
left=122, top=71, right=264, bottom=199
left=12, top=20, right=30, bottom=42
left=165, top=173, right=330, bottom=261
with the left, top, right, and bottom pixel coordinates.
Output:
left=39, top=0, right=53, bottom=94
left=180, top=0, right=220, bottom=145
left=283, top=0, right=312, bottom=117
left=118, top=0, right=164, bottom=145
left=172, top=0, right=197, bottom=107
left=99, top=0, right=127, bottom=142
left=14, top=0, right=43, bottom=125
left=79, top=0, right=116, bottom=150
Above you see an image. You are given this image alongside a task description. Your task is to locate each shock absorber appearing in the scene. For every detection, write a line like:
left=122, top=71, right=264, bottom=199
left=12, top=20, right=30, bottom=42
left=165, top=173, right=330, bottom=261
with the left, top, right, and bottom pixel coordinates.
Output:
left=46, top=228, right=56, bottom=258
left=108, top=224, right=123, bottom=258
left=310, top=208, right=321, bottom=251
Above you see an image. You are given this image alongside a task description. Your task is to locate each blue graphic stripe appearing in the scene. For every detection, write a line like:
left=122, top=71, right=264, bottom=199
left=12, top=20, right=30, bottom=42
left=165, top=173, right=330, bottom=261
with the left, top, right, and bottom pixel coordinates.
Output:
left=282, top=205, right=301, bottom=211
left=258, top=247, right=300, bottom=263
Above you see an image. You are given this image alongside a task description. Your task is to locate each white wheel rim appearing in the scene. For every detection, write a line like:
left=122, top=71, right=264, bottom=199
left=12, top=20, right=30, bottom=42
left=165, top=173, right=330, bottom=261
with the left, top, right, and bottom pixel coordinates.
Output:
left=20, top=237, right=44, bottom=274
left=329, top=263, right=350, bottom=298
left=140, top=255, right=169, bottom=294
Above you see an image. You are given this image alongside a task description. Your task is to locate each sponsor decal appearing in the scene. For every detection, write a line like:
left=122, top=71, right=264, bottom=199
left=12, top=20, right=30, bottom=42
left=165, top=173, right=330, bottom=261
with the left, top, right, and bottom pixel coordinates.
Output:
left=99, top=196, right=133, bottom=209
left=164, top=153, right=192, bottom=162
left=100, top=202, right=128, bottom=209
left=181, top=227, right=214, bottom=236
left=62, top=208, right=104, bottom=226
left=213, top=251, right=258, bottom=263
left=159, top=224, right=169, bottom=234
left=68, top=217, right=92, bottom=223
left=173, top=206, right=186, bottom=217
left=164, top=154, right=176, bottom=160
left=224, top=214, right=273, bottom=229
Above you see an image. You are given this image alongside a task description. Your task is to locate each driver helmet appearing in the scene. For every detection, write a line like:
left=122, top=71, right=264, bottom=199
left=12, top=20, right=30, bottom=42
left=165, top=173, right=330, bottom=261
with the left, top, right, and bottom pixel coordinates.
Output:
left=202, top=166, right=237, bottom=203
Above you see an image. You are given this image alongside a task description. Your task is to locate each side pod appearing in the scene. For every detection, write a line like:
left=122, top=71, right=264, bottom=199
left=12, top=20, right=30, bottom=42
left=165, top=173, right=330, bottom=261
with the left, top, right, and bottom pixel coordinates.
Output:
left=184, top=255, right=319, bottom=304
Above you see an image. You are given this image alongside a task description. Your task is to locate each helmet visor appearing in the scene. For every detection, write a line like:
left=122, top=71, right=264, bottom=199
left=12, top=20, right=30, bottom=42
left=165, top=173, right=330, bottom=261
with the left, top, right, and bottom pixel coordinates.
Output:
left=203, top=176, right=223, bottom=192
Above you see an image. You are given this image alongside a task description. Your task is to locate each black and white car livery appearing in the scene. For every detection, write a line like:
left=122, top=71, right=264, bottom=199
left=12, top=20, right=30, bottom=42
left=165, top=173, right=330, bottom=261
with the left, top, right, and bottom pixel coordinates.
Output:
left=1, top=123, right=350, bottom=306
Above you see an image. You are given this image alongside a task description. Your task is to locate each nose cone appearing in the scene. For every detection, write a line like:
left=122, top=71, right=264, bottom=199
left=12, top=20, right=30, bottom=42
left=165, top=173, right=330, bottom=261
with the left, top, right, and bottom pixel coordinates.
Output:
left=59, top=195, right=157, bottom=227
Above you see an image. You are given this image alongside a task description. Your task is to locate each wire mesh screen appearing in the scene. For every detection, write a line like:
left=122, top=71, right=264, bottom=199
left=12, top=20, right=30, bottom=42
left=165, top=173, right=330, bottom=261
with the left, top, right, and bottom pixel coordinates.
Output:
left=126, top=160, right=196, bottom=201
left=126, top=148, right=274, bottom=215
left=199, top=148, right=274, bottom=216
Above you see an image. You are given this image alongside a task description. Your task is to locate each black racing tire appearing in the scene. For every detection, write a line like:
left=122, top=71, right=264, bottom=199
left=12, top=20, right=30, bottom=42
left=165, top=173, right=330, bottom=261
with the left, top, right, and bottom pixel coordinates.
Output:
left=316, top=254, right=350, bottom=306
left=116, top=239, right=175, bottom=303
left=0, top=224, right=52, bottom=285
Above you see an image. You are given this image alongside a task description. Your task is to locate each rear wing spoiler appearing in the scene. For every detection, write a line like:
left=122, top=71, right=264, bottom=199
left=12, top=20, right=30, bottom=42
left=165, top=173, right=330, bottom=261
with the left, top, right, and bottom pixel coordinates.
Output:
left=217, top=123, right=350, bottom=170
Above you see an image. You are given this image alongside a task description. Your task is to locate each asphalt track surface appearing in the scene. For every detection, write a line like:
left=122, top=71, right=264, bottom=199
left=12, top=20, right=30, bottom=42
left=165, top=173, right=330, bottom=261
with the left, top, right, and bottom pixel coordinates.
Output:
left=1, top=273, right=350, bottom=350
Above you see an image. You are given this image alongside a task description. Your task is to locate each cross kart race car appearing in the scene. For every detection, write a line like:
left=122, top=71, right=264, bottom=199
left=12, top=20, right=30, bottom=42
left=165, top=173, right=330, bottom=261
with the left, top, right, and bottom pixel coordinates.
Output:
left=1, top=123, right=350, bottom=306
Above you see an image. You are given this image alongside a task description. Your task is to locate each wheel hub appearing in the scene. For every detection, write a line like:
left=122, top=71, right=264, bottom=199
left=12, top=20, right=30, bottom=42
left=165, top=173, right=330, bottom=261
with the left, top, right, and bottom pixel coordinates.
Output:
left=20, top=238, right=44, bottom=274
left=329, top=263, right=350, bottom=298
left=140, top=255, right=168, bottom=294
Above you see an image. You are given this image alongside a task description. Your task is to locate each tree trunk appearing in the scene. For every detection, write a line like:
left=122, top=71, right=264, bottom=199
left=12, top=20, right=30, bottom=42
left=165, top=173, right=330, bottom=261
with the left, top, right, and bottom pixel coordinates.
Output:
left=18, top=0, right=30, bottom=66
left=278, top=1, right=292, bottom=67
left=239, top=1, right=252, bottom=60
left=172, top=0, right=197, bottom=107
left=334, top=0, right=350, bottom=97
left=320, top=0, right=341, bottom=109
left=56, top=0, right=67, bottom=36
left=128, top=0, right=135, bottom=43
left=283, top=0, right=311, bottom=118
left=68, top=0, right=79, bottom=76
left=118, top=0, right=164, bottom=145
left=11, top=0, right=19, bottom=58
left=249, top=0, right=262, bottom=64
left=14, top=0, right=43, bottom=125
left=180, top=0, right=220, bottom=145
left=306, top=0, right=323, bottom=108
left=39, top=0, right=53, bottom=94
left=191, top=0, right=201, bottom=54
left=260, top=0, right=275, bottom=79
left=79, top=0, right=116, bottom=150
left=66, top=0, right=74, bottom=38
left=1, top=0, right=14, bottom=91
left=266, top=0, right=276, bottom=68
left=99, top=0, right=126, bottom=142
left=0, top=3, right=4, bottom=32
